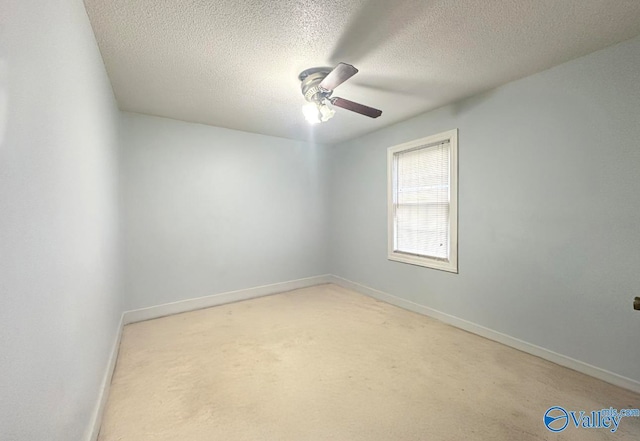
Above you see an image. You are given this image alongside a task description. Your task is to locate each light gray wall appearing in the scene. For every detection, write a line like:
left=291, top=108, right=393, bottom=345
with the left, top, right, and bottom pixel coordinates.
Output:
left=328, top=36, right=640, bottom=382
left=120, top=113, right=328, bottom=310
left=0, top=1, right=122, bottom=440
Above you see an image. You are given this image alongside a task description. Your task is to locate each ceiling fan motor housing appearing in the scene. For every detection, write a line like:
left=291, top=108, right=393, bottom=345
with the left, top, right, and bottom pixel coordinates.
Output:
left=299, top=69, right=332, bottom=103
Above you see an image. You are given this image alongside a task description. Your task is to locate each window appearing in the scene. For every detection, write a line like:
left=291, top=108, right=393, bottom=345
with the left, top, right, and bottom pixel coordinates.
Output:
left=387, top=129, right=458, bottom=272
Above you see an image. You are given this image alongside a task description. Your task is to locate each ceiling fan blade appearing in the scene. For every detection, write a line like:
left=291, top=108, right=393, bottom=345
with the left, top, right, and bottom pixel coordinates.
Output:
left=319, top=63, right=358, bottom=91
left=331, top=97, right=382, bottom=118
left=329, top=1, right=429, bottom=63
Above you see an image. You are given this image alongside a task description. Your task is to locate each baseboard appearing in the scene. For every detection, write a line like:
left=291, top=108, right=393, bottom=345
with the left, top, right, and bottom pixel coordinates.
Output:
left=86, top=314, right=124, bottom=441
left=123, top=275, right=333, bottom=325
left=328, top=275, right=640, bottom=394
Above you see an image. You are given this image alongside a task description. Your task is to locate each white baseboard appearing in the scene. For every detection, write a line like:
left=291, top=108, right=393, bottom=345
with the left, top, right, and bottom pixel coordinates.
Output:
left=86, top=314, right=124, bottom=441
left=328, top=275, right=640, bottom=394
left=122, top=275, right=333, bottom=325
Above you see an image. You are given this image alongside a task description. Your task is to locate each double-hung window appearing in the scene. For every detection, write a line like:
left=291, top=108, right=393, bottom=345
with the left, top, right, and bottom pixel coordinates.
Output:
left=387, top=129, right=458, bottom=272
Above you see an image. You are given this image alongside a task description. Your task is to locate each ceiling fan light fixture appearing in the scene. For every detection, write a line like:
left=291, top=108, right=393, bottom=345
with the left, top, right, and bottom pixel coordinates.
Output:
left=302, top=100, right=335, bottom=125
left=319, top=99, right=335, bottom=122
left=302, top=102, right=321, bottom=124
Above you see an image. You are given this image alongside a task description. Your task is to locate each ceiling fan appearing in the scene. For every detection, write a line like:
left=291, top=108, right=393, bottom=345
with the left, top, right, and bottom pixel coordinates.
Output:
left=298, top=62, right=382, bottom=124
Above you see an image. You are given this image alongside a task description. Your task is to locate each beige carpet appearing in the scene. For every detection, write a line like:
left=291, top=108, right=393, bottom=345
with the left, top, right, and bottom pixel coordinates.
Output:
left=99, top=284, right=640, bottom=440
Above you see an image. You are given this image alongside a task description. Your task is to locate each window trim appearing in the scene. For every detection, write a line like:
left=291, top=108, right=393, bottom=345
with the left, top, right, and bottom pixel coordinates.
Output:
left=387, top=129, right=458, bottom=273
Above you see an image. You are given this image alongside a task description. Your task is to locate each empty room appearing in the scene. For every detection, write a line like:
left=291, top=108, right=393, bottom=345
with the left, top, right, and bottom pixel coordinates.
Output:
left=2, top=0, right=640, bottom=440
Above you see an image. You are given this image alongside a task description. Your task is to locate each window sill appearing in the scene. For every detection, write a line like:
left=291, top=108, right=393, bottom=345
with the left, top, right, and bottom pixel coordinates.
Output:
left=388, top=252, right=458, bottom=273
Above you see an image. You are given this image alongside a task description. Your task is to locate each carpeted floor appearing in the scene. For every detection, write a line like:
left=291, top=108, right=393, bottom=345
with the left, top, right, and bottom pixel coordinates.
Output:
left=98, top=284, right=640, bottom=440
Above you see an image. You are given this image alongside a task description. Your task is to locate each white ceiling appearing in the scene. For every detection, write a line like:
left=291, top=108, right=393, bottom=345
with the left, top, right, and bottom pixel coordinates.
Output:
left=84, top=0, right=640, bottom=144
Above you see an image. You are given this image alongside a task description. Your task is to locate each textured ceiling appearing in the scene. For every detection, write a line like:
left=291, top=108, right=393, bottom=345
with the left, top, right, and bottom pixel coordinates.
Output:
left=84, top=0, right=640, bottom=144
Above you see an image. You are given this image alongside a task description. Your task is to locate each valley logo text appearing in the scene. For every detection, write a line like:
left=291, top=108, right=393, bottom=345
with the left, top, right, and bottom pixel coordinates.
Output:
left=544, top=406, right=640, bottom=433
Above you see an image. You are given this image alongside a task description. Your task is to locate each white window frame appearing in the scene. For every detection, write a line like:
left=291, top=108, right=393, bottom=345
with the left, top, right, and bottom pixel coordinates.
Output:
left=387, top=129, right=458, bottom=273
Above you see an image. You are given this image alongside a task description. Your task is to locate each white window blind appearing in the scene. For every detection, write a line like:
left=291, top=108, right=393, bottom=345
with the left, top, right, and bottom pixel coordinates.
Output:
left=393, top=141, right=451, bottom=260
left=388, top=129, right=458, bottom=272
left=393, top=141, right=451, bottom=261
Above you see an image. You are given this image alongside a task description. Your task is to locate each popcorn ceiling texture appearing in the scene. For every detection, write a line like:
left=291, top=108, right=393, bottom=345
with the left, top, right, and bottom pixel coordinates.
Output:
left=84, top=0, right=640, bottom=144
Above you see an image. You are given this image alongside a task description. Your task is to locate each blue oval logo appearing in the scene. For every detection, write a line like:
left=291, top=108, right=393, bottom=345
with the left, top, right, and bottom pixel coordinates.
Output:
left=544, top=406, right=569, bottom=432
